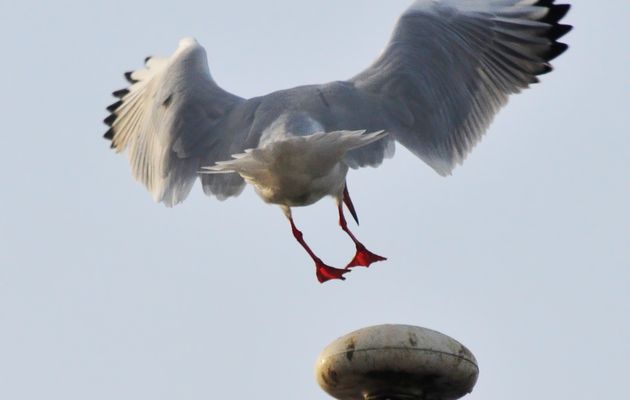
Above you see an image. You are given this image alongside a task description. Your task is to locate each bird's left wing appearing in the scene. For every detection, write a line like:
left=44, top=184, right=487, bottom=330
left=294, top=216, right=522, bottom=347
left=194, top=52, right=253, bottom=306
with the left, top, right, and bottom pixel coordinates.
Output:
left=104, top=38, right=246, bottom=206
left=349, top=0, right=572, bottom=175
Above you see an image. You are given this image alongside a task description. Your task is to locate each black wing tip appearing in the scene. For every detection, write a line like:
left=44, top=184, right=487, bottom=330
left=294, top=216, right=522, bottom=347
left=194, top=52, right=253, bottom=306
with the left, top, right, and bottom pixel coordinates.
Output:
left=105, top=62, right=143, bottom=145
left=537, top=63, right=554, bottom=76
left=532, top=1, right=572, bottom=76
left=105, top=90, right=126, bottom=144
left=106, top=100, right=123, bottom=113
left=103, top=113, right=116, bottom=127
left=536, top=1, right=570, bottom=13
left=544, top=4, right=571, bottom=25
left=112, top=88, right=129, bottom=98
left=549, top=23, right=573, bottom=41
left=103, top=125, right=118, bottom=149
left=546, top=42, right=569, bottom=61
left=539, top=1, right=573, bottom=38
left=103, top=128, right=115, bottom=141
left=103, top=98, right=123, bottom=143
left=124, top=71, right=138, bottom=84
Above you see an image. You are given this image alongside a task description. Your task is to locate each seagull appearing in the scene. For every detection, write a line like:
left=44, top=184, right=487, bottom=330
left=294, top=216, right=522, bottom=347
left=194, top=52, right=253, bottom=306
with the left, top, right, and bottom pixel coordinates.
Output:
left=103, top=0, right=572, bottom=283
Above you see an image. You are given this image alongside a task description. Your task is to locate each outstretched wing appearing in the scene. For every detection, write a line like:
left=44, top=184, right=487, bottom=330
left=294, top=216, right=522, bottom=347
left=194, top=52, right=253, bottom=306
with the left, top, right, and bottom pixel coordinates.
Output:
left=104, top=38, right=246, bottom=206
left=350, top=0, right=572, bottom=175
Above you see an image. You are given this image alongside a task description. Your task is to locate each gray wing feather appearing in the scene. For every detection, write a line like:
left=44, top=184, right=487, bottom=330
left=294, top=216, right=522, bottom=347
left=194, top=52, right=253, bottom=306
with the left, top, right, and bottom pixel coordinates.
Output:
left=104, top=38, right=246, bottom=206
left=239, top=82, right=398, bottom=169
left=198, top=99, right=266, bottom=200
left=351, top=0, right=571, bottom=175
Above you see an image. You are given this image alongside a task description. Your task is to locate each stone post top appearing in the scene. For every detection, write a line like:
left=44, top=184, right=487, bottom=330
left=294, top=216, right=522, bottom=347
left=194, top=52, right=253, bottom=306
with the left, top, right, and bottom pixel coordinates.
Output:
left=315, top=324, right=479, bottom=400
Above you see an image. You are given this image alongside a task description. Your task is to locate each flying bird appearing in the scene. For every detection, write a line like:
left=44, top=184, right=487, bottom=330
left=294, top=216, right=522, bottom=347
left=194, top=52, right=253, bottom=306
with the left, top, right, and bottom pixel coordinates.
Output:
left=103, top=0, right=572, bottom=283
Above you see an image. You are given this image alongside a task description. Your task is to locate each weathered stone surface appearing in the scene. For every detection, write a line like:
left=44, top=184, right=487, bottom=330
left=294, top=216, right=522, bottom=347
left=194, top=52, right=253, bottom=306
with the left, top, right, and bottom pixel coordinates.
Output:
left=316, top=325, right=478, bottom=400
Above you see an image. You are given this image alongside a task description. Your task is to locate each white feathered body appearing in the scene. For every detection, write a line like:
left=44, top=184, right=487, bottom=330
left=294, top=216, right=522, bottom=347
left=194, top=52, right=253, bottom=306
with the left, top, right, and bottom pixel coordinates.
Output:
left=205, top=129, right=387, bottom=206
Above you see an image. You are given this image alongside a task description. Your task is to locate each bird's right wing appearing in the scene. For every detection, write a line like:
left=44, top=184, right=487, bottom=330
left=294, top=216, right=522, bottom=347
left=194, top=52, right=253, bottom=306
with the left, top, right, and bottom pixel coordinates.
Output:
left=104, top=38, right=246, bottom=206
left=350, top=0, right=572, bottom=175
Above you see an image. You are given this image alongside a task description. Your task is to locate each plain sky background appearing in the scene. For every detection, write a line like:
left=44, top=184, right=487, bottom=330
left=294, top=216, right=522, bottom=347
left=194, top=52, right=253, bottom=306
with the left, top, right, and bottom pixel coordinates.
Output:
left=1, top=1, right=628, bottom=399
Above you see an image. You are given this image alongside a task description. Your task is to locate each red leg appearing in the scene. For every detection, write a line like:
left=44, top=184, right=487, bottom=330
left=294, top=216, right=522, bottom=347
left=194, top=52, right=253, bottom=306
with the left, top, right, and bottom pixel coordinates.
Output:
left=289, top=217, right=349, bottom=283
left=339, top=190, right=387, bottom=269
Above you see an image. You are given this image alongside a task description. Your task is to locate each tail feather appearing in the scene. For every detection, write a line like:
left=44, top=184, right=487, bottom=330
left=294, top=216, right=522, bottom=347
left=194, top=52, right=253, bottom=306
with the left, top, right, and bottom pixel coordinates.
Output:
left=200, top=130, right=388, bottom=175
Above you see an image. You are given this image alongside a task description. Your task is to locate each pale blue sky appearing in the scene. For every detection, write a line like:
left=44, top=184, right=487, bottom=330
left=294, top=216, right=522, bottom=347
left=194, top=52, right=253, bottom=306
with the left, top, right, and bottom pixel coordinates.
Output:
left=0, top=1, right=628, bottom=399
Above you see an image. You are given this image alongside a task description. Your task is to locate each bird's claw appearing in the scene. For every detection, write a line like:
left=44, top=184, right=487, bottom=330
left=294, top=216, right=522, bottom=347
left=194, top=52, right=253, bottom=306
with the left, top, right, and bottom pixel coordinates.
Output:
left=316, top=262, right=350, bottom=283
left=346, top=243, right=387, bottom=269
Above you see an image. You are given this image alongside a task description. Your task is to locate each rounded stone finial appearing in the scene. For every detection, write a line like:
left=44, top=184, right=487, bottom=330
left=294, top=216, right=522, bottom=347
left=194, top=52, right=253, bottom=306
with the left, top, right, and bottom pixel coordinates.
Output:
left=315, top=325, right=479, bottom=400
